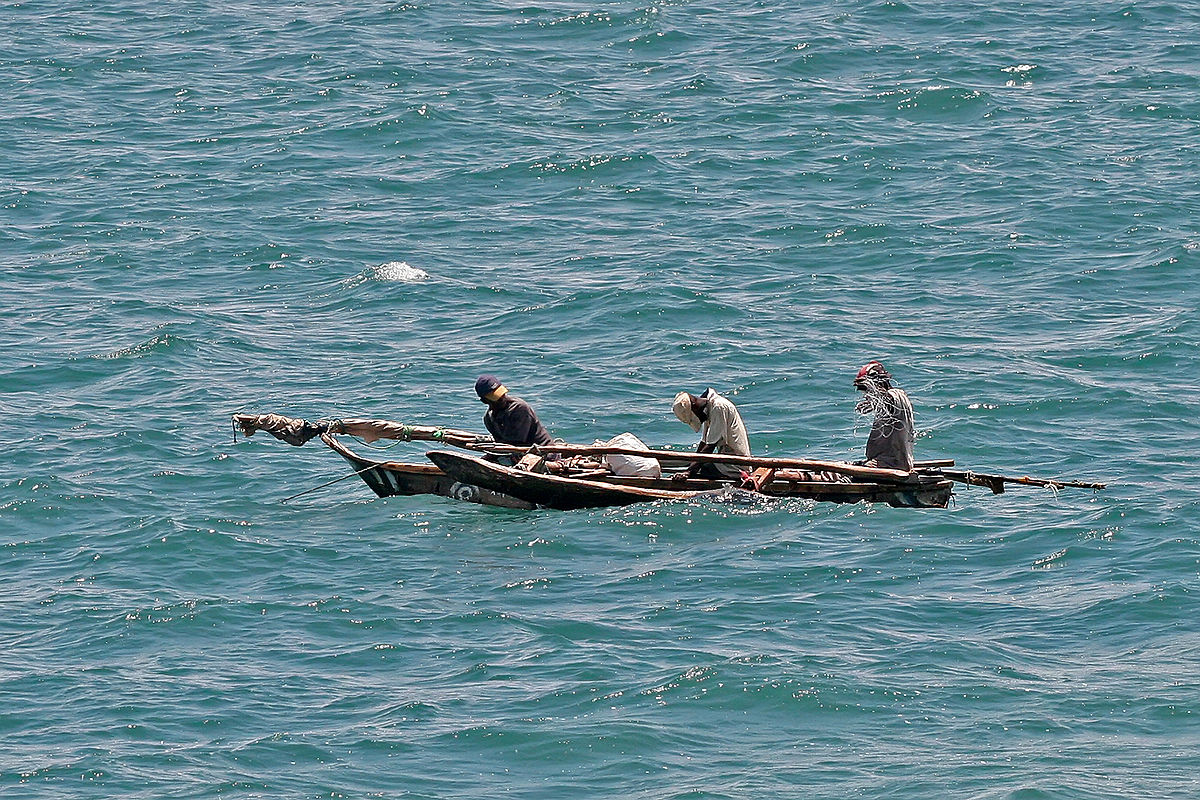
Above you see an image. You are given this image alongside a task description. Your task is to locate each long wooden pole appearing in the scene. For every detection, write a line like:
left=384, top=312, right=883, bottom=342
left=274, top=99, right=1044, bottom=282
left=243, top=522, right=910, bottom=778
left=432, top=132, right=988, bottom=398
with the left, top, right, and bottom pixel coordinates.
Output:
left=395, top=431, right=1105, bottom=491
left=461, top=442, right=919, bottom=484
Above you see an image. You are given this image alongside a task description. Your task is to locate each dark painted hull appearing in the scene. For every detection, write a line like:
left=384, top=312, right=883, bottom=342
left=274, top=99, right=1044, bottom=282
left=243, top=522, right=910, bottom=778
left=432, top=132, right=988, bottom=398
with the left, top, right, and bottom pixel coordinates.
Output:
left=321, top=436, right=952, bottom=510
left=321, top=434, right=535, bottom=509
left=751, top=470, right=953, bottom=508
left=425, top=451, right=705, bottom=510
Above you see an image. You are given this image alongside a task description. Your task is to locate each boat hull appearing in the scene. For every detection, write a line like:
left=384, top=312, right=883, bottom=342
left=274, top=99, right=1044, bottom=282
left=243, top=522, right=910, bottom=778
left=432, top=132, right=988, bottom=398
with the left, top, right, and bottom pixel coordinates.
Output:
left=425, top=451, right=953, bottom=510
left=321, top=436, right=952, bottom=511
left=425, top=451, right=705, bottom=510
left=321, top=434, right=535, bottom=509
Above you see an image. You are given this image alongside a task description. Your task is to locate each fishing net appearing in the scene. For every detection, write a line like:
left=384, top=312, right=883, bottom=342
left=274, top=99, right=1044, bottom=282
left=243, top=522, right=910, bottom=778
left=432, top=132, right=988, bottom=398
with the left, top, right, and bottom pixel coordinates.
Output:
left=854, top=389, right=909, bottom=439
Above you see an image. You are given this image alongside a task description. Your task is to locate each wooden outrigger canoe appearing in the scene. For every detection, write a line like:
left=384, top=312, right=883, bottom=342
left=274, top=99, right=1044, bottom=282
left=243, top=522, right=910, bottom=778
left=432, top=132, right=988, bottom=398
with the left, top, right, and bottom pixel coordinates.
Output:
left=232, top=413, right=1104, bottom=511
left=310, top=434, right=953, bottom=509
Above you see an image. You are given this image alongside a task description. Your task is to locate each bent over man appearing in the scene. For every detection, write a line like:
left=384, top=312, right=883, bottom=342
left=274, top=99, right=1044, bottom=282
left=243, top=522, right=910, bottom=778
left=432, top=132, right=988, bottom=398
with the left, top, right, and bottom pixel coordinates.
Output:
left=670, top=388, right=751, bottom=481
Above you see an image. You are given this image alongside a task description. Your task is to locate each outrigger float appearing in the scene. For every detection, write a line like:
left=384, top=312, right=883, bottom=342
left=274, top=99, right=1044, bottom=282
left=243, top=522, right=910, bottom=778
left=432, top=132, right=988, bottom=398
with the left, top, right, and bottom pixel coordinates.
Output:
left=231, top=413, right=1106, bottom=511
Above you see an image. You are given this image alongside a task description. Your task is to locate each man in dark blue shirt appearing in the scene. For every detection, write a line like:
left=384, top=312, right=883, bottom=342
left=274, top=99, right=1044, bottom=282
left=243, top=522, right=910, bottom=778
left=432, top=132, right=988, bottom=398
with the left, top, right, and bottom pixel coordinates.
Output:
left=475, top=375, right=554, bottom=448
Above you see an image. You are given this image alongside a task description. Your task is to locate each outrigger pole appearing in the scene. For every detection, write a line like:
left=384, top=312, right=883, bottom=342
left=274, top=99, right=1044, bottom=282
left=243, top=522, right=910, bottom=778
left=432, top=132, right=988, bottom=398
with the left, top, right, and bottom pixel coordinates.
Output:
left=934, top=469, right=1106, bottom=494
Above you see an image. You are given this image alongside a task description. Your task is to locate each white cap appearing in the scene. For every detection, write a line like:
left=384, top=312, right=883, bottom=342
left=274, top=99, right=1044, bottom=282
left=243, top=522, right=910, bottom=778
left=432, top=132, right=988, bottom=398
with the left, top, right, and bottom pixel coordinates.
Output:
left=672, top=392, right=702, bottom=432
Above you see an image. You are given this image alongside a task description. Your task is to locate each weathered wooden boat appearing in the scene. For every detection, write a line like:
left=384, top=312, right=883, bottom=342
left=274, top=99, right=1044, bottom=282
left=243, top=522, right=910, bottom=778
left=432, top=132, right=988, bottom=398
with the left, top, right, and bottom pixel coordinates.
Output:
left=232, top=412, right=1105, bottom=511
left=425, top=450, right=956, bottom=510
left=252, top=425, right=950, bottom=509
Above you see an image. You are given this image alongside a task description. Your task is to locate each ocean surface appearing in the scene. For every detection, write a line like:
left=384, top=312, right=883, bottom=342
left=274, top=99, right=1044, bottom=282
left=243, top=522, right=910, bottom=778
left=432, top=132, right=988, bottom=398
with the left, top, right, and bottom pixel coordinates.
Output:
left=3, top=1, right=1199, bottom=797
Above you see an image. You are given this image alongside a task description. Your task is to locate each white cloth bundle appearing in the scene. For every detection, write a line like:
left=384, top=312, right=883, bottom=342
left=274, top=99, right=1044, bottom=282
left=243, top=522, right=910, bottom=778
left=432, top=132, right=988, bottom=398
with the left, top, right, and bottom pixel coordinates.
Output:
left=596, top=432, right=661, bottom=478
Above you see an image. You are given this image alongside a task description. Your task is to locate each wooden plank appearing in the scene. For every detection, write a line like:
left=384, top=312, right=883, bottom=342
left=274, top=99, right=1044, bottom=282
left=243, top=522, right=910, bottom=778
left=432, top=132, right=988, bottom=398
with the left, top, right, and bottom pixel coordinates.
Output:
left=914, top=459, right=955, bottom=468
left=741, top=467, right=776, bottom=491
left=515, top=453, right=547, bottom=473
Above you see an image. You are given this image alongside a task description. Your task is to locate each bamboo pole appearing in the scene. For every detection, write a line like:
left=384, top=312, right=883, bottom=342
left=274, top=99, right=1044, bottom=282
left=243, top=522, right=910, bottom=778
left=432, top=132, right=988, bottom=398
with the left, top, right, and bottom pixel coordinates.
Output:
left=461, top=442, right=919, bottom=484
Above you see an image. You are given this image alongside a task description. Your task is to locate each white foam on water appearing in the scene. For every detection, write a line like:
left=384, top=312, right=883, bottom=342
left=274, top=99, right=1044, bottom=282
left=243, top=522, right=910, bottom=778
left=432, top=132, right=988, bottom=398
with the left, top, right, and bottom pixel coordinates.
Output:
left=341, top=261, right=431, bottom=290
left=370, top=261, right=429, bottom=282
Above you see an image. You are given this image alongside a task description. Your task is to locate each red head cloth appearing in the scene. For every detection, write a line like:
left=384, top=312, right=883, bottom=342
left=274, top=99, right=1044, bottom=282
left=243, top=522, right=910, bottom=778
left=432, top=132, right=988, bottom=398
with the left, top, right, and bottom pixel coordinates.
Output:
left=854, top=361, right=891, bottom=388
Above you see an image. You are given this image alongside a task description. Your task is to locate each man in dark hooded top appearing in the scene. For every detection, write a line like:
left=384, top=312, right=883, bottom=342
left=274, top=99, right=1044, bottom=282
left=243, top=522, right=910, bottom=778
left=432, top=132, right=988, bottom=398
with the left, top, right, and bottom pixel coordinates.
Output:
left=853, top=361, right=915, bottom=471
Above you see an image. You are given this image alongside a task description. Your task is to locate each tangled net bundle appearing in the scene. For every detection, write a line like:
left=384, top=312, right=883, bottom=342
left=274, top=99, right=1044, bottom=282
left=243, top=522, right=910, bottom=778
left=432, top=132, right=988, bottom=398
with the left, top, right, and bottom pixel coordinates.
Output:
left=855, top=389, right=907, bottom=438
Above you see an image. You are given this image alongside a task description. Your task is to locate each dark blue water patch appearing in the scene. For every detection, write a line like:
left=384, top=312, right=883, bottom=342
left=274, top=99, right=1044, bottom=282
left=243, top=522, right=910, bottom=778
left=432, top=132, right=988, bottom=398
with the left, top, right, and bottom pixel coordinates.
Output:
left=840, top=83, right=997, bottom=124
left=493, top=283, right=752, bottom=332
left=620, top=25, right=703, bottom=57
left=0, top=471, right=139, bottom=542
left=1113, top=89, right=1200, bottom=121
left=521, top=150, right=665, bottom=180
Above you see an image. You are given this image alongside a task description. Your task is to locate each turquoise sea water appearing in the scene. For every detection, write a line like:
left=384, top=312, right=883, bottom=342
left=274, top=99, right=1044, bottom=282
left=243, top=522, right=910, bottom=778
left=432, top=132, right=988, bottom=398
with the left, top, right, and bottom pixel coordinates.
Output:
left=4, top=1, right=1199, bottom=797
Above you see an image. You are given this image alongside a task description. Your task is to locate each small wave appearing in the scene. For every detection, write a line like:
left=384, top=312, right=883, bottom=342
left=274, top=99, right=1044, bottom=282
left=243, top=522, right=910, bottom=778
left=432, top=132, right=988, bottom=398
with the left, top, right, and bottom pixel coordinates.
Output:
left=639, top=664, right=717, bottom=699
left=542, top=9, right=613, bottom=27
left=1033, top=548, right=1068, bottom=569
left=1002, top=63, right=1040, bottom=87
left=92, top=333, right=180, bottom=360
left=529, top=152, right=658, bottom=175
left=879, top=85, right=992, bottom=119
left=904, top=85, right=986, bottom=110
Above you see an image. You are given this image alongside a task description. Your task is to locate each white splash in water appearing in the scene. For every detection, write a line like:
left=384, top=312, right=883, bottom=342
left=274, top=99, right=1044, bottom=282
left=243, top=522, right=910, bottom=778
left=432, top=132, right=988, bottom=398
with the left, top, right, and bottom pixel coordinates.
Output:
left=343, top=261, right=431, bottom=289
left=370, top=261, right=429, bottom=282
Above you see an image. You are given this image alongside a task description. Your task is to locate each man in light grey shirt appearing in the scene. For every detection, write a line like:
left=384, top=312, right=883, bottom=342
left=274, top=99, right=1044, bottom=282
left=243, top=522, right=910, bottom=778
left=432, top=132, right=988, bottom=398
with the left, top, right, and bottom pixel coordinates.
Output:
left=671, top=388, right=751, bottom=480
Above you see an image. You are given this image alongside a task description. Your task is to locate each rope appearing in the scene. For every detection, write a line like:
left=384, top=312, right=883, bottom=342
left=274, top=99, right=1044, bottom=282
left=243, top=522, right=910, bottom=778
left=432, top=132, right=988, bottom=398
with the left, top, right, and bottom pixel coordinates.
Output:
left=347, top=424, right=453, bottom=449
left=355, top=438, right=404, bottom=450
left=280, top=463, right=379, bottom=504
